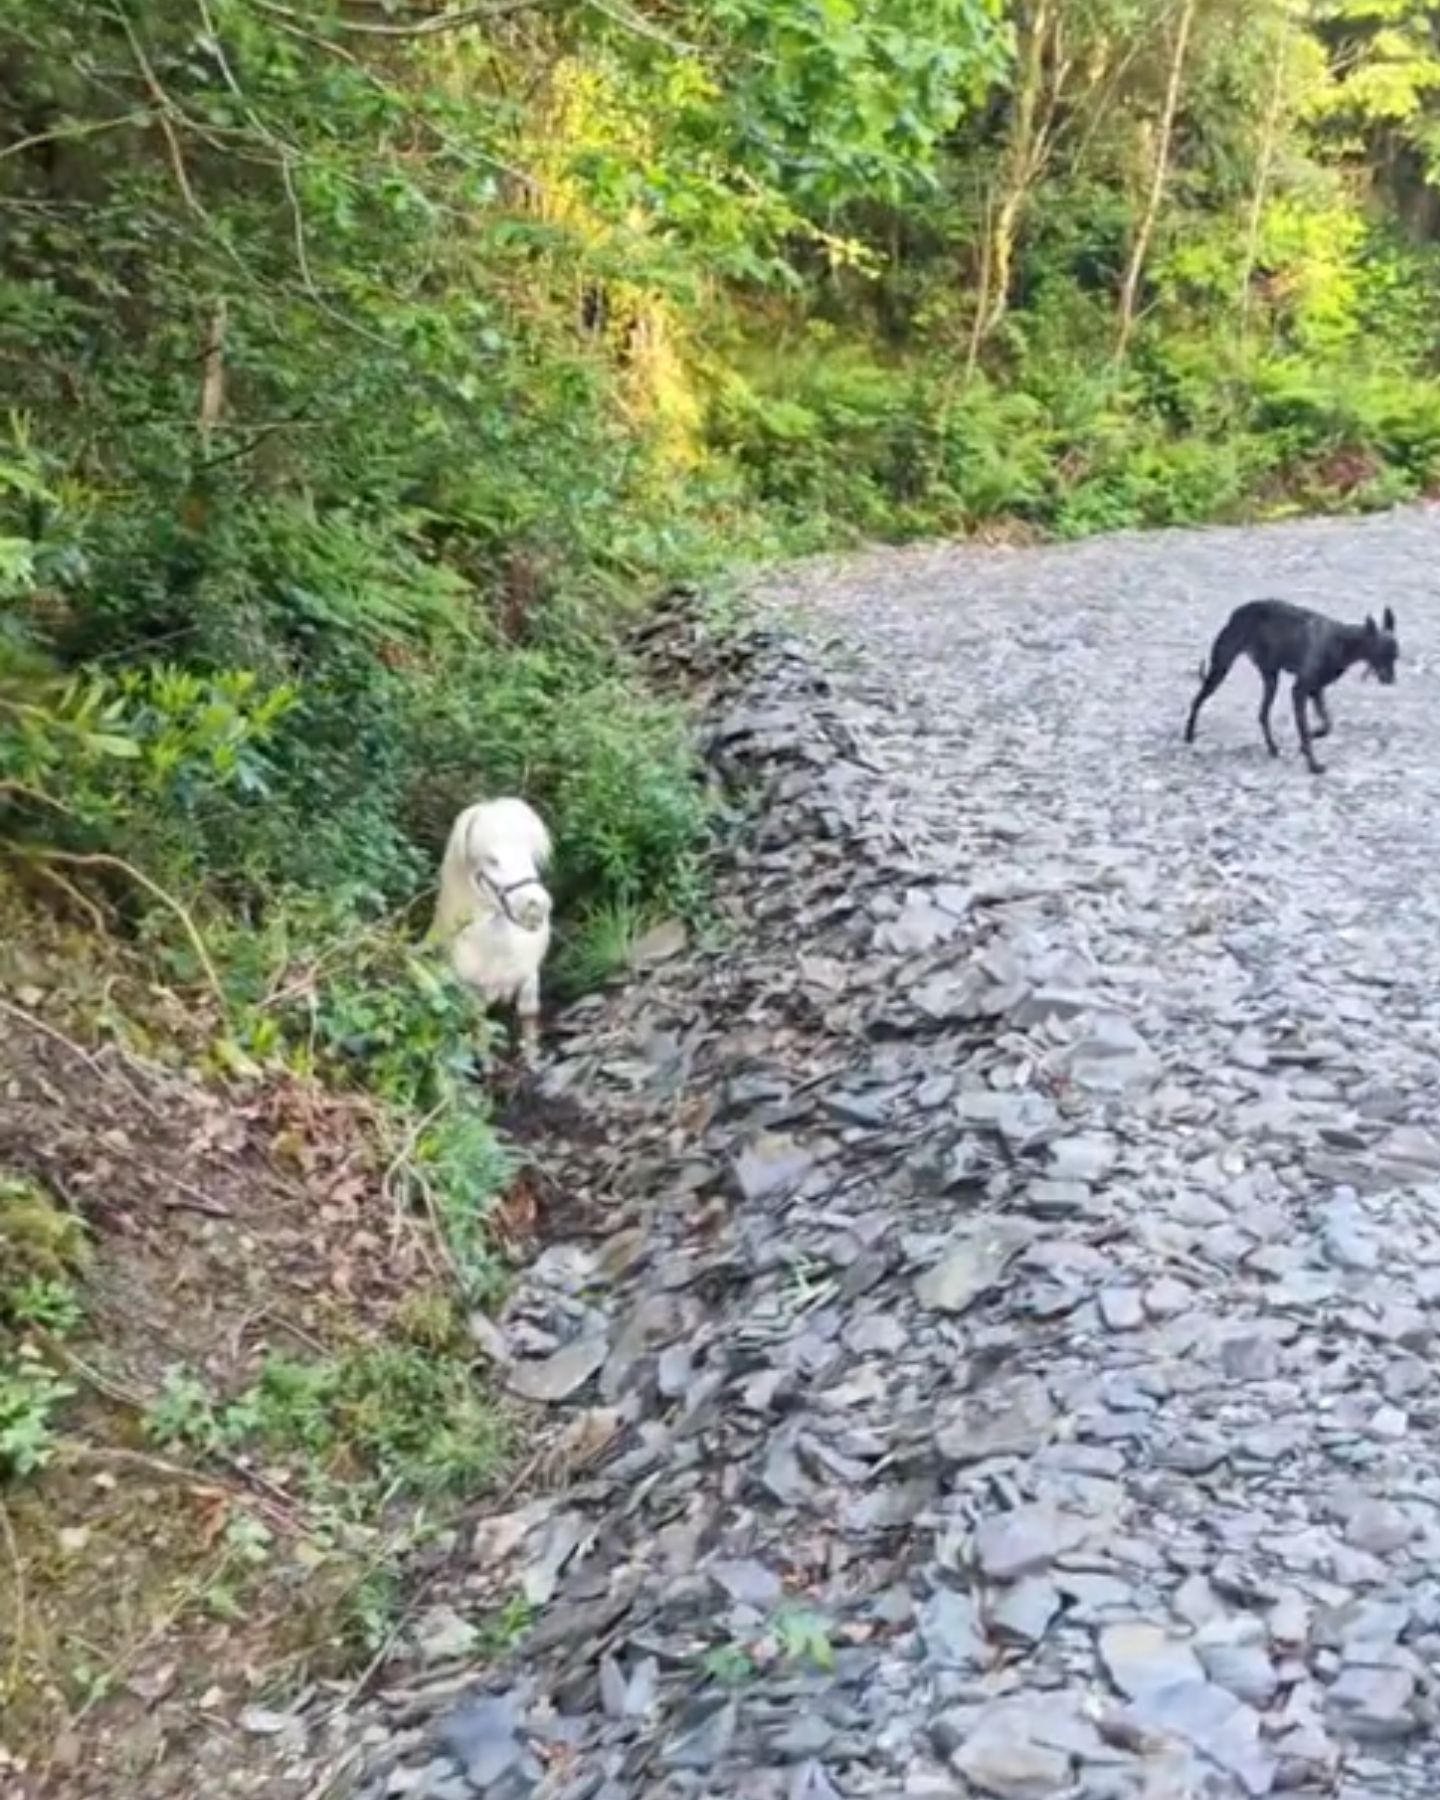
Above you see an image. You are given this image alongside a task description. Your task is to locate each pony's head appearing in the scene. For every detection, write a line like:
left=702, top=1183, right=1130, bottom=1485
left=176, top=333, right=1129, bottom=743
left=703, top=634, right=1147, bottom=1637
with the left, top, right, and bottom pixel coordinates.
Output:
left=461, top=798, right=552, bottom=933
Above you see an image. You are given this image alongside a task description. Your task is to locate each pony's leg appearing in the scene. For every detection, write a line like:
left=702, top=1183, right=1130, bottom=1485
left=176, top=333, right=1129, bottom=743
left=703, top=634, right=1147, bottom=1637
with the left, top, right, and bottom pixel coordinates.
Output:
left=1310, top=690, right=1332, bottom=740
left=516, top=974, right=542, bottom=1065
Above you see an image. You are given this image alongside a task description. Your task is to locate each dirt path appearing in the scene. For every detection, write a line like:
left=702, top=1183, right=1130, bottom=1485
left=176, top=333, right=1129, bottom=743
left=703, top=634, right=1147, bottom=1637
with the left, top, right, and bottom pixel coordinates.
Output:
left=353, top=505, right=1440, bottom=1800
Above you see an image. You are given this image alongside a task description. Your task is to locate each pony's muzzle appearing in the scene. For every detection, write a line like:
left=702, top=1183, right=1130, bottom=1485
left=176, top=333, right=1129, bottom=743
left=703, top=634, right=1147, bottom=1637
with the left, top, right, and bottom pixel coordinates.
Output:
left=515, top=891, right=551, bottom=933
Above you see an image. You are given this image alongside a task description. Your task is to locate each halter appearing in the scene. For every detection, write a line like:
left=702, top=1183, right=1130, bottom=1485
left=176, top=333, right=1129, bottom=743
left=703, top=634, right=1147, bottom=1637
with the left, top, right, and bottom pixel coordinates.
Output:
left=472, top=865, right=547, bottom=927
left=464, top=812, right=547, bottom=928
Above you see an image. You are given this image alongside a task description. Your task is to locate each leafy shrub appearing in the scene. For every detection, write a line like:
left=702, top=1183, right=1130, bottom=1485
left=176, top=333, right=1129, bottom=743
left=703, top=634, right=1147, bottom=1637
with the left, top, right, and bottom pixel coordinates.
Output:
left=0, top=1188, right=82, bottom=1482
left=0, top=1348, right=73, bottom=1479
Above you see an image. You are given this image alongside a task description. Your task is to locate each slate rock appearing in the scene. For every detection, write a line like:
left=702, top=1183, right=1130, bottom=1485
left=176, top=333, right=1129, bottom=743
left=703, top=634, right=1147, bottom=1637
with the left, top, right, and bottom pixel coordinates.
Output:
left=918, top=1587, right=984, bottom=1669
left=1098, top=1288, right=1145, bottom=1332
left=436, top=1693, right=524, bottom=1790
left=989, top=1576, right=1061, bottom=1646
left=934, top=1374, right=1056, bottom=1465
left=1098, top=1623, right=1204, bottom=1700
left=1123, top=1679, right=1276, bottom=1796
left=950, top=1699, right=1076, bottom=1800
left=507, top=1335, right=609, bottom=1403
left=734, top=1135, right=816, bottom=1204
left=915, top=1219, right=1034, bottom=1314
left=974, top=1505, right=1089, bottom=1582
left=1326, top=1666, right=1421, bottom=1741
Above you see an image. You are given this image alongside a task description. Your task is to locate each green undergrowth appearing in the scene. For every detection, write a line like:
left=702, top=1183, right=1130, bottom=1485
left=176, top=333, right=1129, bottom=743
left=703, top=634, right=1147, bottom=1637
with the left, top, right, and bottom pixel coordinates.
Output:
left=709, top=317, right=1440, bottom=550
left=7, top=0, right=1440, bottom=1757
left=147, top=1340, right=508, bottom=1511
left=0, top=1177, right=89, bottom=1480
left=0, top=1147, right=519, bottom=1737
left=7, top=3, right=1440, bottom=1383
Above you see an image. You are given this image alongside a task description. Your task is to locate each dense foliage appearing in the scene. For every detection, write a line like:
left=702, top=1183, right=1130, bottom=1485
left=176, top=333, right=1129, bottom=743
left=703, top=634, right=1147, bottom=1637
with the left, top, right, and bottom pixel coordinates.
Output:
left=3, top=0, right=1440, bottom=1247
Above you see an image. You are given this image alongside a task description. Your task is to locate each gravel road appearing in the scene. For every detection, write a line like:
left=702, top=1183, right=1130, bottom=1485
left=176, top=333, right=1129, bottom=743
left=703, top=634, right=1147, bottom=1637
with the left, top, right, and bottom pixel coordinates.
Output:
left=352, top=505, right=1440, bottom=1800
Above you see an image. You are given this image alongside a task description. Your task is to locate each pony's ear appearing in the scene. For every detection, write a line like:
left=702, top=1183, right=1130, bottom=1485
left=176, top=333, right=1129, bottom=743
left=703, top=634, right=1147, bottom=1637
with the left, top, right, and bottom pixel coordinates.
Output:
left=1365, top=613, right=1379, bottom=636
left=1383, top=605, right=1396, bottom=633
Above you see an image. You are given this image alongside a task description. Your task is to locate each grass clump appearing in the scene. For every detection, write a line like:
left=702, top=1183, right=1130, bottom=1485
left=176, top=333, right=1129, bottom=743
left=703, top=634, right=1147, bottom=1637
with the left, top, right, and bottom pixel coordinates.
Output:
left=148, top=1342, right=509, bottom=1512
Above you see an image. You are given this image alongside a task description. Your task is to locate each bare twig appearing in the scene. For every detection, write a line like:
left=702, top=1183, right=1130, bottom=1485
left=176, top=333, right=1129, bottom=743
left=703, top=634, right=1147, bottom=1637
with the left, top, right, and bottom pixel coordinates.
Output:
left=250, top=0, right=557, bottom=37
left=299, top=1745, right=366, bottom=1800
left=0, top=994, right=170, bottom=1122
left=963, top=177, right=995, bottom=382
left=0, top=1498, right=26, bottom=1697
left=62, top=1436, right=302, bottom=1535
left=159, top=1181, right=233, bottom=1218
left=195, top=0, right=330, bottom=326
left=582, top=0, right=703, bottom=52
left=253, top=7, right=542, bottom=194
left=1240, top=15, right=1293, bottom=332
left=20, top=849, right=228, bottom=1017
left=110, top=4, right=206, bottom=217
left=279, top=155, right=320, bottom=299
left=380, top=1101, right=457, bottom=1284
left=61, top=1440, right=230, bottom=1490
left=0, top=113, right=149, bottom=165
left=22, top=859, right=112, bottom=934
left=63, top=1547, right=234, bottom=1731
left=257, top=889, right=434, bottom=1012
left=0, top=778, right=75, bottom=815
left=196, top=0, right=301, bottom=153
left=193, top=413, right=327, bottom=471
left=0, top=996, right=109, bottom=1080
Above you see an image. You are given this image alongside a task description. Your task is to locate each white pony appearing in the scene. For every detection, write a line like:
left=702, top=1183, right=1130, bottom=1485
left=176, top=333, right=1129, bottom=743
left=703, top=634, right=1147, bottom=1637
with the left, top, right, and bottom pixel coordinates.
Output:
left=431, top=797, right=554, bottom=1061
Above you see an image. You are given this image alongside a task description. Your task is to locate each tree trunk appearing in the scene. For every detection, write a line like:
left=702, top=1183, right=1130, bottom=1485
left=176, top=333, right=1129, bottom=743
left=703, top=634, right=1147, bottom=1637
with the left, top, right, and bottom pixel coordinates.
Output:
left=964, top=182, right=997, bottom=379
left=974, top=0, right=1052, bottom=345
left=1239, top=21, right=1291, bottom=334
left=199, top=297, right=227, bottom=444
left=1114, top=0, right=1198, bottom=362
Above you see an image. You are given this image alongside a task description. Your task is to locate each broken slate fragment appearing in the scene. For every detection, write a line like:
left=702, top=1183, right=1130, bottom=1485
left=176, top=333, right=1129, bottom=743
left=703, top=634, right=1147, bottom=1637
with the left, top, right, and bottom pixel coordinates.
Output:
left=1099, top=1622, right=1203, bottom=1699
left=1326, top=1665, right=1421, bottom=1741
left=733, top=1134, right=816, bottom=1205
left=507, top=1334, right=608, bottom=1404
left=436, top=1691, right=524, bottom=1790
left=914, top=1218, right=1034, bottom=1314
left=949, top=1697, right=1082, bottom=1800
left=973, top=1504, right=1088, bottom=1581
left=935, top=1374, right=1055, bottom=1465
left=873, top=893, right=966, bottom=954
left=1124, top=1679, right=1276, bottom=1796
left=1098, top=1288, right=1145, bottom=1332
left=918, top=1585, right=984, bottom=1669
left=709, top=1558, right=783, bottom=1609
left=988, top=1575, right=1061, bottom=1646
left=630, top=918, right=688, bottom=967
left=661, top=1697, right=738, bottom=1771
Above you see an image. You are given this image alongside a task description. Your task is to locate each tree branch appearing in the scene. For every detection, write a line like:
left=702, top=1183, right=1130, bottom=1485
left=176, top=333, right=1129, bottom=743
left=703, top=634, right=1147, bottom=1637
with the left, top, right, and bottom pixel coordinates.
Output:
left=109, top=4, right=206, bottom=217
left=248, top=0, right=556, bottom=38
left=17, top=848, right=228, bottom=1016
left=0, top=113, right=148, bottom=166
left=1113, top=0, right=1197, bottom=362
